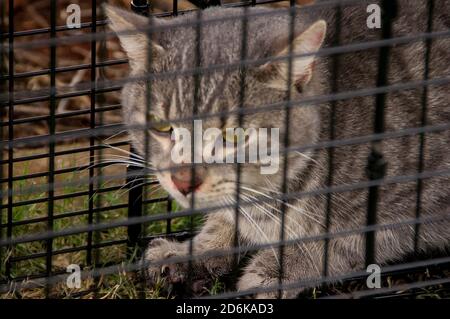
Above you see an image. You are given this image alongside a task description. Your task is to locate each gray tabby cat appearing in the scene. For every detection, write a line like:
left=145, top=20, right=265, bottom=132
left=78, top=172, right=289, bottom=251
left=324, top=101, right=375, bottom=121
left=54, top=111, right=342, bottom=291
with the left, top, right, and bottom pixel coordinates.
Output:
left=105, top=0, right=449, bottom=298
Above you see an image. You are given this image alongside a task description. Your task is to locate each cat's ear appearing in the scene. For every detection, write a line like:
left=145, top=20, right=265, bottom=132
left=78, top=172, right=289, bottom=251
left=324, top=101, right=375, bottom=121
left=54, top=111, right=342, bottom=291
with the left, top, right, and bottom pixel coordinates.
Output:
left=104, top=4, right=165, bottom=71
left=259, top=20, right=326, bottom=91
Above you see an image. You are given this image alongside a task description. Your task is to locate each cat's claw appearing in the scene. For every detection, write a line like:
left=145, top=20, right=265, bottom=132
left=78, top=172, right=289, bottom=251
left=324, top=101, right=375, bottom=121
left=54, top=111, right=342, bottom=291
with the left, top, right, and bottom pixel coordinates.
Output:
left=142, top=238, right=217, bottom=296
left=160, top=263, right=185, bottom=284
left=142, top=238, right=188, bottom=287
left=237, top=269, right=302, bottom=299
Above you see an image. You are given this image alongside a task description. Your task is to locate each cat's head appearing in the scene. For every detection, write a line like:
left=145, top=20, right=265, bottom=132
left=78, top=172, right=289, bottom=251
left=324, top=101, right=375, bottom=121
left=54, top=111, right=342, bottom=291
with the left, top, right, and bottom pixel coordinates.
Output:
left=105, top=5, right=326, bottom=209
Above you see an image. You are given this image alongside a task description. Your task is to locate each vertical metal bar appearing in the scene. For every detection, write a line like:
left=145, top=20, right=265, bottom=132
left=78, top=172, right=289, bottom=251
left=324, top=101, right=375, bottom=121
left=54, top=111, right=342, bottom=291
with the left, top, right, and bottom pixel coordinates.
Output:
left=233, top=5, right=248, bottom=272
left=125, top=3, right=149, bottom=299
left=198, top=0, right=218, bottom=9
left=277, top=1, right=296, bottom=298
left=5, top=0, right=14, bottom=281
left=46, top=0, right=57, bottom=295
left=170, top=3, right=177, bottom=230
left=365, top=0, right=396, bottom=267
left=187, top=8, right=202, bottom=285
left=87, top=0, right=98, bottom=267
left=131, top=0, right=149, bottom=16
left=323, top=4, right=341, bottom=278
left=142, top=1, right=153, bottom=259
left=91, top=4, right=108, bottom=297
left=0, top=0, right=7, bottom=280
left=94, top=2, right=108, bottom=270
left=127, top=3, right=149, bottom=257
left=0, top=1, right=3, bottom=281
left=414, top=0, right=434, bottom=253
left=127, top=149, right=144, bottom=255
left=168, top=0, right=177, bottom=243
left=173, top=0, right=178, bottom=15
left=166, top=197, right=173, bottom=234
left=142, top=2, right=151, bottom=253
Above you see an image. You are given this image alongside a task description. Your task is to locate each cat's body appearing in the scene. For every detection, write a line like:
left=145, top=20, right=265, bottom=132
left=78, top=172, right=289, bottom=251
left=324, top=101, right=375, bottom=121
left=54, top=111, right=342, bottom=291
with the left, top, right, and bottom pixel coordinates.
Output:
left=105, top=0, right=450, bottom=298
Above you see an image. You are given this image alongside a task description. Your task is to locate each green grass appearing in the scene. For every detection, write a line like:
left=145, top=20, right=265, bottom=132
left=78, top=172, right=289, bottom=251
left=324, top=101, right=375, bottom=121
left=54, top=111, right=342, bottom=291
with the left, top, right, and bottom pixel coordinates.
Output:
left=207, top=278, right=226, bottom=296
left=0, top=157, right=204, bottom=299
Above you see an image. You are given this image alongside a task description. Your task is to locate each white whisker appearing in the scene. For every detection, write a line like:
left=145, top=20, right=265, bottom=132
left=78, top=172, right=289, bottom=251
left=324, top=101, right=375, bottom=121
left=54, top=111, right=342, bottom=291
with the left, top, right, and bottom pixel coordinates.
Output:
left=294, top=151, right=321, bottom=166
left=130, top=184, right=163, bottom=205
left=116, top=179, right=159, bottom=198
left=103, top=130, right=128, bottom=142
left=100, top=143, right=145, bottom=160
left=241, top=192, right=320, bottom=275
left=240, top=185, right=324, bottom=227
left=225, top=195, right=280, bottom=266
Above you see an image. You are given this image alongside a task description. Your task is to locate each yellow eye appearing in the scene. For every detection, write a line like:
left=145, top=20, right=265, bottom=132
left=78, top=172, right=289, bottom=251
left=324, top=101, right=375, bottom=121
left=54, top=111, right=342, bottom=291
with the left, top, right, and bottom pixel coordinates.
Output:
left=150, top=115, right=172, bottom=133
left=222, top=129, right=243, bottom=144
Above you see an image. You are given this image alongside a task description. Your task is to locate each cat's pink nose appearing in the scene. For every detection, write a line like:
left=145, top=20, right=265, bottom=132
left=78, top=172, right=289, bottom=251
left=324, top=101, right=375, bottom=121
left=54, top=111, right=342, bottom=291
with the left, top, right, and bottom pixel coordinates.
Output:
left=170, top=166, right=205, bottom=195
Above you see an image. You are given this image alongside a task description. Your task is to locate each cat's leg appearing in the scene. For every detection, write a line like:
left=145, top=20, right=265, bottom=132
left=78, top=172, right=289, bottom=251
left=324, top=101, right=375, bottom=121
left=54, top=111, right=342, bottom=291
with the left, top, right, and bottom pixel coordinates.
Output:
left=142, top=212, right=238, bottom=293
left=237, top=240, right=361, bottom=298
left=236, top=242, right=325, bottom=298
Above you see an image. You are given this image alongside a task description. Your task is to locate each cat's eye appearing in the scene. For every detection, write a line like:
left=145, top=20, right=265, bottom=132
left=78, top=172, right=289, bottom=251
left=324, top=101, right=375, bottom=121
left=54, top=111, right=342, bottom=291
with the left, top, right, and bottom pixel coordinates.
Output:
left=150, top=115, right=172, bottom=133
left=222, top=129, right=244, bottom=144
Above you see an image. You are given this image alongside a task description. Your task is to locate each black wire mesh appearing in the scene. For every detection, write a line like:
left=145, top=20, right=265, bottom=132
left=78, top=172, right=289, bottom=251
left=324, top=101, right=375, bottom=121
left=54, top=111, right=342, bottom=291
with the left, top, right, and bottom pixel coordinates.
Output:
left=0, top=0, right=449, bottom=299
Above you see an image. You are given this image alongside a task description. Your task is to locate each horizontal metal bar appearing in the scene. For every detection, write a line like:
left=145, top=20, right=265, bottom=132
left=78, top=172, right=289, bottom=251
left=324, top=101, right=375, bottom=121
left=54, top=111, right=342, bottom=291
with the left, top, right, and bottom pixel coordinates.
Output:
left=0, top=184, right=131, bottom=210
left=0, top=191, right=166, bottom=213
left=0, top=140, right=129, bottom=166
left=0, top=104, right=121, bottom=127
left=1, top=159, right=129, bottom=184
left=1, top=20, right=108, bottom=39
left=1, top=164, right=91, bottom=183
left=9, top=239, right=129, bottom=263
left=2, top=123, right=124, bottom=149
left=3, top=85, right=121, bottom=106
left=9, top=230, right=192, bottom=263
left=142, top=196, right=171, bottom=205
left=0, top=272, right=51, bottom=284
left=325, top=276, right=450, bottom=299
left=0, top=202, right=130, bottom=228
left=0, top=59, right=127, bottom=81
left=0, top=159, right=157, bottom=183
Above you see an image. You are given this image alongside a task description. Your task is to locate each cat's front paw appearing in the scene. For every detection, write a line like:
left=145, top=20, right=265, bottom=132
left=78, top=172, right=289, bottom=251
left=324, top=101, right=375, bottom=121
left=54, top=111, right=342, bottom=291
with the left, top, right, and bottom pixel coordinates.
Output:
left=237, top=267, right=302, bottom=299
left=142, top=238, right=211, bottom=296
left=237, top=268, right=278, bottom=298
left=142, top=238, right=188, bottom=287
